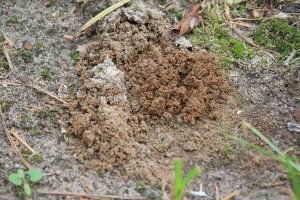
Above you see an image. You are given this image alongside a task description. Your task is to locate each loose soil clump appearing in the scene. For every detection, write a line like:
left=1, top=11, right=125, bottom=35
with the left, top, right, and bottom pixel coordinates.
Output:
left=67, top=3, right=232, bottom=181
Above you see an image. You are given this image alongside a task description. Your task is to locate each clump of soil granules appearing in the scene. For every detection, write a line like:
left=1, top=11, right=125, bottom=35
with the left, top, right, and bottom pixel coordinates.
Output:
left=66, top=2, right=233, bottom=182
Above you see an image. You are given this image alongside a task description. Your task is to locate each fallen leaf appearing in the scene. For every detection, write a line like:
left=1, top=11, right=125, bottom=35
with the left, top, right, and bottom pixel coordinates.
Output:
left=172, top=3, right=205, bottom=36
left=22, top=41, right=33, bottom=51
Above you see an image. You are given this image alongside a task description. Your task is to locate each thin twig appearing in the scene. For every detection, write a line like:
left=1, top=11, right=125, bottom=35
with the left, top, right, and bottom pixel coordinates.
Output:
left=290, top=57, right=300, bottom=64
left=0, top=106, right=32, bottom=169
left=231, top=21, right=253, bottom=28
left=23, top=83, right=67, bottom=105
left=215, top=184, right=219, bottom=200
left=2, top=46, right=16, bottom=74
left=222, top=190, right=241, bottom=200
left=10, top=128, right=37, bottom=155
left=0, top=81, right=67, bottom=105
left=284, top=49, right=297, bottom=66
left=233, top=17, right=264, bottom=21
left=37, top=191, right=146, bottom=200
left=2, top=32, right=14, bottom=47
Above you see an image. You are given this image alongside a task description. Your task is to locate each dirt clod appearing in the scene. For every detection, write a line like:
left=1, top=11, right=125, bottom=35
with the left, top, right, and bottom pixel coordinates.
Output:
left=67, top=3, right=232, bottom=181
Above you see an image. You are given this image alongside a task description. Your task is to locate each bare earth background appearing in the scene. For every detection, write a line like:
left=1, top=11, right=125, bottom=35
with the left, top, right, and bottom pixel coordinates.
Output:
left=0, top=0, right=299, bottom=200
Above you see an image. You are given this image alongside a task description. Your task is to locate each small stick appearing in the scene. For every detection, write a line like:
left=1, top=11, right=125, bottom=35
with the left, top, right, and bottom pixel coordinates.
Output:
left=233, top=17, right=264, bottom=21
left=2, top=32, right=14, bottom=47
left=222, top=190, right=241, bottom=200
left=284, top=49, right=296, bottom=66
left=215, top=184, right=219, bottom=200
left=24, top=84, right=68, bottom=105
left=262, top=180, right=288, bottom=187
left=10, top=129, right=37, bottom=155
left=290, top=57, right=300, bottom=64
left=2, top=46, right=16, bottom=74
left=37, top=191, right=146, bottom=200
left=0, top=106, right=32, bottom=169
left=0, top=81, right=67, bottom=105
left=231, top=21, right=253, bottom=28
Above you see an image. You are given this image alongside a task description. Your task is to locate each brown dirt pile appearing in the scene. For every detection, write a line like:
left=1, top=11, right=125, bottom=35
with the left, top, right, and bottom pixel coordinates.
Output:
left=66, top=3, right=233, bottom=181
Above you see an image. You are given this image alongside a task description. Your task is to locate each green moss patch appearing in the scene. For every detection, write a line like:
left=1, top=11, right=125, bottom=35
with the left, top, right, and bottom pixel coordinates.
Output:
left=253, top=19, right=300, bottom=60
left=188, top=10, right=255, bottom=69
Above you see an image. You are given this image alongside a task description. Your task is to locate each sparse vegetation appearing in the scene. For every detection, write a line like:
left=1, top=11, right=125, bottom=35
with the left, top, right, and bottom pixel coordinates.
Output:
left=31, top=126, right=41, bottom=135
left=188, top=6, right=255, bottom=69
left=70, top=50, right=80, bottom=63
left=135, top=180, right=147, bottom=194
left=33, top=154, right=44, bottom=163
left=35, top=40, right=45, bottom=51
left=8, top=168, right=43, bottom=197
left=40, top=68, right=51, bottom=80
left=17, top=49, right=33, bottom=58
left=0, top=35, right=5, bottom=43
left=252, top=19, right=300, bottom=60
left=226, top=122, right=300, bottom=199
left=2, top=100, right=12, bottom=112
left=43, top=106, right=57, bottom=124
left=10, top=15, right=18, bottom=23
left=174, top=159, right=201, bottom=200
left=67, top=83, right=76, bottom=94
left=166, top=8, right=183, bottom=20
left=1, top=59, right=10, bottom=70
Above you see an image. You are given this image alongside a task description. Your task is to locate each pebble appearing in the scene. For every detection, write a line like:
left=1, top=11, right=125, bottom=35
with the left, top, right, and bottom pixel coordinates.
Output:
left=48, top=84, right=56, bottom=92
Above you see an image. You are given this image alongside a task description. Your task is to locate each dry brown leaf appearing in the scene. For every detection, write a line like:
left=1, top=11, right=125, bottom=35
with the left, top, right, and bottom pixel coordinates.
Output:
left=172, top=3, right=205, bottom=36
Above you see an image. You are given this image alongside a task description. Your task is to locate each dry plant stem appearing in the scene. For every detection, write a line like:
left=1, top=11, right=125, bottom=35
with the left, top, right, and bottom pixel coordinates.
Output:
left=215, top=184, right=220, bottom=200
left=0, top=106, right=32, bottom=169
left=231, top=21, right=253, bottom=28
left=2, top=46, right=16, bottom=74
left=233, top=17, right=264, bottom=21
left=2, top=32, right=14, bottom=47
left=222, top=190, right=241, bottom=200
left=10, top=128, right=37, bottom=155
left=0, top=81, right=67, bottom=105
left=24, top=84, right=67, bottom=105
left=37, top=191, right=145, bottom=200
left=284, top=49, right=297, bottom=66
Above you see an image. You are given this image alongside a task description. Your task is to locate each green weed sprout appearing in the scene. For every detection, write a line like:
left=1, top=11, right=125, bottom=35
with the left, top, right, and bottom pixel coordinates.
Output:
left=225, top=122, right=300, bottom=199
left=8, top=168, right=43, bottom=196
left=174, top=159, right=201, bottom=200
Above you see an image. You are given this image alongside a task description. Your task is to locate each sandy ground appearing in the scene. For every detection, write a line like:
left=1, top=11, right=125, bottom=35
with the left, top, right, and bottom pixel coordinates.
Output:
left=0, top=0, right=299, bottom=200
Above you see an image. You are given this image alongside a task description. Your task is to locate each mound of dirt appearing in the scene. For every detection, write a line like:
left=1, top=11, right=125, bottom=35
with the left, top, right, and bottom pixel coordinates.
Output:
left=66, top=2, right=233, bottom=181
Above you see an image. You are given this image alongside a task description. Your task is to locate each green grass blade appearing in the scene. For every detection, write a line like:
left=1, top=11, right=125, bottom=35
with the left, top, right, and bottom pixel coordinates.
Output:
left=242, top=122, right=300, bottom=173
left=182, top=167, right=201, bottom=189
left=224, top=133, right=282, bottom=162
left=79, top=0, right=132, bottom=33
left=175, top=159, right=183, bottom=200
left=243, top=121, right=284, bottom=157
left=287, top=160, right=300, bottom=199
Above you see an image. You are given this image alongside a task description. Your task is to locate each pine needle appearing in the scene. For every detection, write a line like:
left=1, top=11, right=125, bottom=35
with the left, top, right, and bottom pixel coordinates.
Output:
left=75, top=0, right=132, bottom=37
